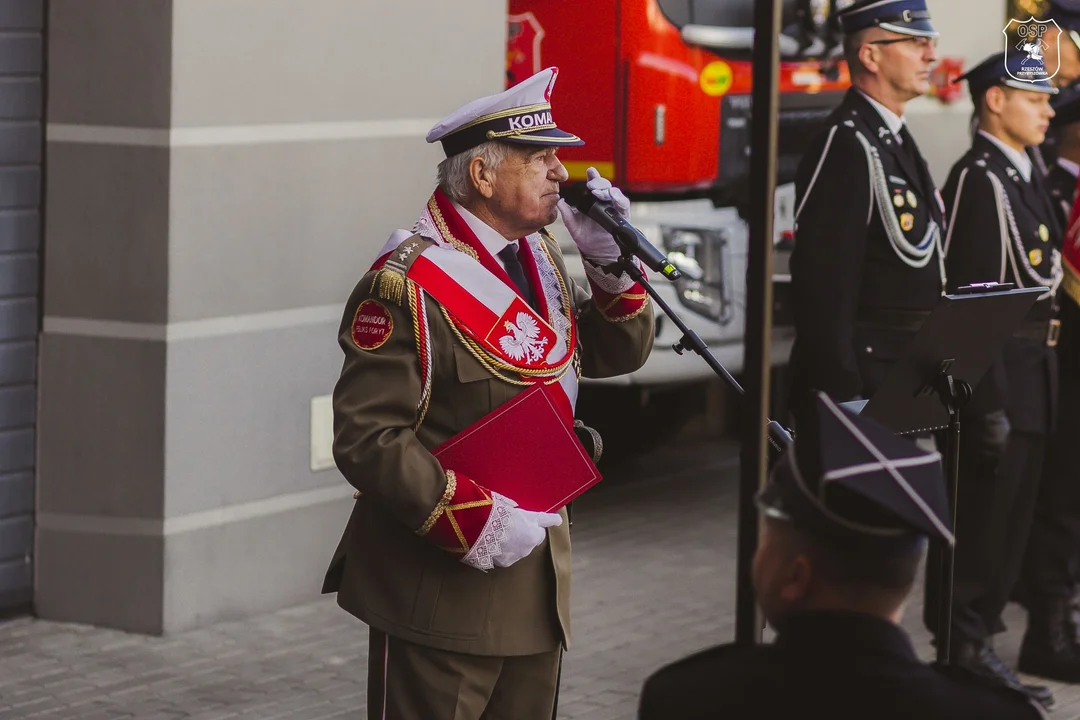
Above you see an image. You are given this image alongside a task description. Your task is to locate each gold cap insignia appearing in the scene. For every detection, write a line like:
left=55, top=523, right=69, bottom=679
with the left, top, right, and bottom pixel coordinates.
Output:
left=900, top=212, right=914, bottom=232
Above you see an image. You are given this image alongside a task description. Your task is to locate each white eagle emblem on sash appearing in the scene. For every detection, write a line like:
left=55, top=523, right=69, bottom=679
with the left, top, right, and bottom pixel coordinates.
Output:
left=499, top=312, right=548, bottom=363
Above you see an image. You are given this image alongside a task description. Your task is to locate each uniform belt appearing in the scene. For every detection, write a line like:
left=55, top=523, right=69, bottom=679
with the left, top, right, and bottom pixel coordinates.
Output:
left=1013, top=318, right=1060, bottom=347
left=855, top=308, right=930, bottom=331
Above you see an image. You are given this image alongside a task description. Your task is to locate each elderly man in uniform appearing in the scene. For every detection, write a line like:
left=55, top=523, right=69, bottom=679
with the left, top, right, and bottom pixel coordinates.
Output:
left=321, top=67, right=654, bottom=720
left=786, top=0, right=944, bottom=423
left=933, top=52, right=1065, bottom=703
left=637, top=392, right=1047, bottom=720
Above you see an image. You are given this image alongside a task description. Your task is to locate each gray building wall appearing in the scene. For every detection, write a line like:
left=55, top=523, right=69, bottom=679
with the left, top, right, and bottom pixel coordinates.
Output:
left=36, top=0, right=507, bottom=633
left=0, top=0, right=43, bottom=614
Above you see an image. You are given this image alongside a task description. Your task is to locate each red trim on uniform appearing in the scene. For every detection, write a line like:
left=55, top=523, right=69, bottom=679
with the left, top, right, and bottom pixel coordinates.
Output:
left=432, top=189, right=522, bottom=295
left=412, top=282, right=431, bottom=393
left=587, top=277, right=649, bottom=321
left=410, top=255, right=500, bottom=329
left=424, top=471, right=494, bottom=555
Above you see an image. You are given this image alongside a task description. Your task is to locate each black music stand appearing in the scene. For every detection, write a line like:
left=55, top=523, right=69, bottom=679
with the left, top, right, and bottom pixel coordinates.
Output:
left=843, top=283, right=1045, bottom=665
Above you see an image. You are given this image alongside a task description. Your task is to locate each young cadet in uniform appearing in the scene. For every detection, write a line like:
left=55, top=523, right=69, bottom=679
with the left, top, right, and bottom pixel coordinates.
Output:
left=1015, top=83, right=1080, bottom=684
left=787, top=0, right=944, bottom=422
left=933, top=52, right=1064, bottom=704
left=321, top=68, right=654, bottom=720
left=637, top=392, right=1046, bottom=720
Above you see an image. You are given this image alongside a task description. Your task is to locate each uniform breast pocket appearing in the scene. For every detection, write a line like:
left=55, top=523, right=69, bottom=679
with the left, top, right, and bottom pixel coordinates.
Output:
left=451, top=344, right=496, bottom=427
left=411, top=560, right=494, bottom=640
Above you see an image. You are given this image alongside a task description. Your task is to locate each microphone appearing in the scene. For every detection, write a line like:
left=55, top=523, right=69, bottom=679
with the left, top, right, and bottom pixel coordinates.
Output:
left=559, top=184, right=682, bottom=280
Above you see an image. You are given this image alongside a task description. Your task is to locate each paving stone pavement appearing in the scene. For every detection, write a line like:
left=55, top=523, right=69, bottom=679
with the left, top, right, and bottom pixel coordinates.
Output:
left=1, top=440, right=1079, bottom=719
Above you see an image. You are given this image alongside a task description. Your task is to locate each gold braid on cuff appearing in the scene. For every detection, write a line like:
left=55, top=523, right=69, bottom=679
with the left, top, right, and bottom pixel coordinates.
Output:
left=417, top=469, right=458, bottom=536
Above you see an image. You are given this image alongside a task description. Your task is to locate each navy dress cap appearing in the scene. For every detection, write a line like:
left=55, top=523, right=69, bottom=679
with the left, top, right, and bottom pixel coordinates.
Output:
left=955, top=51, right=1059, bottom=97
left=1052, top=83, right=1080, bottom=127
left=1046, top=0, right=1080, bottom=32
left=757, top=392, right=953, bottom=551
left=426, top=67, right=584, bottom=159
left=836, top=0, right=938, bottom=38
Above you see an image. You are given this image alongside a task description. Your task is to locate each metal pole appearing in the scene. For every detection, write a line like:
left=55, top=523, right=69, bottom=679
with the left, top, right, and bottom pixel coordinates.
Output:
left=735, top=0, right=783, bottom=647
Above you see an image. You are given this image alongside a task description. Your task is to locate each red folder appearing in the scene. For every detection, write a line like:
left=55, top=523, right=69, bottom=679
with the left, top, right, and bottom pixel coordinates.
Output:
left=431, top=382, right=601, bottom=513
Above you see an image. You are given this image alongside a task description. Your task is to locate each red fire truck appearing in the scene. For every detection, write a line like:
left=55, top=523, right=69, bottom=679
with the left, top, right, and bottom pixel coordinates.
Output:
left=507, top=0, right=854, bottom=209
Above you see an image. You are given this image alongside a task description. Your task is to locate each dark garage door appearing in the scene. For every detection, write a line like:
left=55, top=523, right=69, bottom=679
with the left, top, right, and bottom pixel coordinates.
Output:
left=0, top=0, right=43, bottom=614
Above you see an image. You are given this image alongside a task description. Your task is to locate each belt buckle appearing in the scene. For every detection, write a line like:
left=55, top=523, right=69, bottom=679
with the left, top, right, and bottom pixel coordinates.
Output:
left=1048, top=318, right=1061, bottom=348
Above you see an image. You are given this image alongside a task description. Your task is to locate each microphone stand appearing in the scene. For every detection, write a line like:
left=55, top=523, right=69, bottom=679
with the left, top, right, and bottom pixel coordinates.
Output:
left=550, top=253, right=794, bottom=720
left=608, top=255, right=794, bottom=456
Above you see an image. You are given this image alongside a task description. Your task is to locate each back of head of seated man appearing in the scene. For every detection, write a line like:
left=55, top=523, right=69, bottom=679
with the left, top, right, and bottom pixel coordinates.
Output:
left=638, top=392, right=1048, bottom=720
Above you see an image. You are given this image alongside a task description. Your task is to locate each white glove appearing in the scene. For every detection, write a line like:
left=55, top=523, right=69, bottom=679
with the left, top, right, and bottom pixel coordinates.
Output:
left=557, top=166, right=630, bottom=264
left=461, top=492, right=563, bottom=571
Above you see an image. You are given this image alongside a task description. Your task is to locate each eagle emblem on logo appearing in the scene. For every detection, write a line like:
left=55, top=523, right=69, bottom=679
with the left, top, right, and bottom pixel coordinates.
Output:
left=499, top=312, right=548, bottom=363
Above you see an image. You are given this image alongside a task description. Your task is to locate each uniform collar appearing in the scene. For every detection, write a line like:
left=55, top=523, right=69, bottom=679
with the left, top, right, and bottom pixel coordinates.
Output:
left=452, top=201, right=518, bottom=257
left=977, top=130, right=1032, bottom=182
left=856, top=89, right=906, bottom=139
left=776, top=610, right=917, bottom=660
left=1058, top=157, right=1080, bottom=179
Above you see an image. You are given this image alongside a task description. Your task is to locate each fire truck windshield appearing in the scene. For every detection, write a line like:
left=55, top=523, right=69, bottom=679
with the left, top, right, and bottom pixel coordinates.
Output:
left=657, top=0, right=843, bottom=60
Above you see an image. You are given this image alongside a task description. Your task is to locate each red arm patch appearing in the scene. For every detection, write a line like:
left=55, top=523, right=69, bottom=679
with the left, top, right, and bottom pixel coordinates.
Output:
left=351, top=299, right=394, bottom=350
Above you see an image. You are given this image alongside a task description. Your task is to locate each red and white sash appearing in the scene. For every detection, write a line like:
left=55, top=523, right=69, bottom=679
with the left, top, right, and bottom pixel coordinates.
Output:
left=1063, top=175, right=1080, bottom=307
left=373, top=189, right=579, bottom=415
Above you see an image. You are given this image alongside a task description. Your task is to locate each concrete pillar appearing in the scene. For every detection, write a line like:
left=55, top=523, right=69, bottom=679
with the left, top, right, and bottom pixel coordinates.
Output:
left=36, top=0, right=506, bottom=634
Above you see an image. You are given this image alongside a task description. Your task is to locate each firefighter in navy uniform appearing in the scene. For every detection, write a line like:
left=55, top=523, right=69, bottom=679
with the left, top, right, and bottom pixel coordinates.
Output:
left=637, top=392, right=1046, bottom=720
left=1016, top=82, right=1080, bottom=685
left=929, top=52, right=1065, bottom=705
left=787, top=0, right=945, bottom=423
left=1045, top=85, right=1080, bottom=228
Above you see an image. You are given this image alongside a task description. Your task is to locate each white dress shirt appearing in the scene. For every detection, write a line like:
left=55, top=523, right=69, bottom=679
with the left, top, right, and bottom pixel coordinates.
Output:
left=857, top=89, right=906, bottom=141
left=453, top=201, right=517, bottom=272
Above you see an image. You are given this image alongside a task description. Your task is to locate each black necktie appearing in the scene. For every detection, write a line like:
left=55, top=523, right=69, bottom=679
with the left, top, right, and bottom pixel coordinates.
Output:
left=898, top=125, right=922, bottom=173
left=898, top=125, right=933, bottom=211
left=497, top=244, right=538, bottom=311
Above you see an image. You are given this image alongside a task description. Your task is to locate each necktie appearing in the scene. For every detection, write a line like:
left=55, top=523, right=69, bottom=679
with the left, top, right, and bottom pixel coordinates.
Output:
left=497, top=244, right=538, bottom=311
left=898, top=125, right=932, bottom=207
left=898, top=125, right=922, bottom=173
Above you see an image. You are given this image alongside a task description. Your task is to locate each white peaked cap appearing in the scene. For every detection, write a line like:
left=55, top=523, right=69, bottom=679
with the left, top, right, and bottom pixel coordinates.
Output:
left=426, top=67, right=584, bottom=158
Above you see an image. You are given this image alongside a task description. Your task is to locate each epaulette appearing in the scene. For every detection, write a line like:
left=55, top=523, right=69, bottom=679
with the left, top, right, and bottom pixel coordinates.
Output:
left=370, top=234, right=436, bottom=305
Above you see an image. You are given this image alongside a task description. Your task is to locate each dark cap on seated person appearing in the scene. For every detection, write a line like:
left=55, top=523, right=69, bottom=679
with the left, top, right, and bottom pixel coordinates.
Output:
left=836, top=0, right=938, bottom=38
left=425, top=66, right=585, bottom=159
left=757, top=392, right=954, bottom=554
left=954, top=51, right=1059, bottom=97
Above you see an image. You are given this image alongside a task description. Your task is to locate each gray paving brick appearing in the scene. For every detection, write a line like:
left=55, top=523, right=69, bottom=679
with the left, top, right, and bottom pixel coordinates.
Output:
left=1, top=440, right=1079, bottom=719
